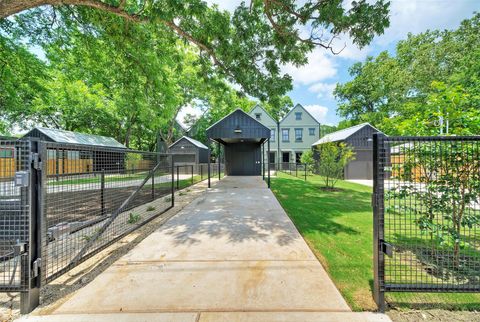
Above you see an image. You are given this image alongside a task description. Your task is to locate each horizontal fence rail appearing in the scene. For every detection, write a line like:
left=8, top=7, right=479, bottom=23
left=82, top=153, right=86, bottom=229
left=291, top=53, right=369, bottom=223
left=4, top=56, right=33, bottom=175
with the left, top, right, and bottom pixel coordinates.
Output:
left=0, top=138, right=224, bottom=314
left=373, top=134, right=480, bottom=311
left=269, top=163, right=308, bottom=181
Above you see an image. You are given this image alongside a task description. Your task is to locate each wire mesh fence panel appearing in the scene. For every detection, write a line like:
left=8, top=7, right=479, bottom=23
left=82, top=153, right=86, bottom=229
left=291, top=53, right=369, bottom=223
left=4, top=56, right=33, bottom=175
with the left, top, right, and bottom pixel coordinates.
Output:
left=374, top=134, right=480, bottom=308
left=0, top=140, right=31, bottom=291
left=275, top=163, right=307, bottom=180
left=42, top=143, right=173, bottom=282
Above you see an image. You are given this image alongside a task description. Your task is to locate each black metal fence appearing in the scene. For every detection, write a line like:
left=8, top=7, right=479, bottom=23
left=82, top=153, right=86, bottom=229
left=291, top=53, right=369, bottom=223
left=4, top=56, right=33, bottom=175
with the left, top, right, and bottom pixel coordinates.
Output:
left=0, top=139, right=224, bottom=313
left=272, top=163, right=308, bottom=181
left=373, top=133, right=480, bottom=311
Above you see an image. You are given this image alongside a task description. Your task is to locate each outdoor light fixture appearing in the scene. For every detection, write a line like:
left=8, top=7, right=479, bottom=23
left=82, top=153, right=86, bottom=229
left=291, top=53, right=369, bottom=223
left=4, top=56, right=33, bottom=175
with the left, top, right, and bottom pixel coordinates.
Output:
left=234, top=126, right=242, bottom=134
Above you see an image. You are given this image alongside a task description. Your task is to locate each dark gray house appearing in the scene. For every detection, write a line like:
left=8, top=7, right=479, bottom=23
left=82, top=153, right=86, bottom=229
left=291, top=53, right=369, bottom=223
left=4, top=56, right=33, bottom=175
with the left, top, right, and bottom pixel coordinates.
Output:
left=168, top=136, right=209, bottom=164
left=207, top=109, right=270, bottom=176
left=312, top=123, right=380, bottom=180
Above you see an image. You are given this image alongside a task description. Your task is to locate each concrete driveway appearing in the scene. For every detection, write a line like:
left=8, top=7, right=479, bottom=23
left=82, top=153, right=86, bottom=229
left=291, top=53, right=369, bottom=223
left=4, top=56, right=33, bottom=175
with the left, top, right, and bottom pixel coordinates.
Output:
left=21, top=176, right=389, bottom=322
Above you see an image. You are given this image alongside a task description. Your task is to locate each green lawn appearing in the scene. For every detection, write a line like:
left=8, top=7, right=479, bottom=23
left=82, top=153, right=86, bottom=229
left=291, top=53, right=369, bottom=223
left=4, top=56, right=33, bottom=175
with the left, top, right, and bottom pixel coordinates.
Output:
left=271, top=172, right=480, bottom=311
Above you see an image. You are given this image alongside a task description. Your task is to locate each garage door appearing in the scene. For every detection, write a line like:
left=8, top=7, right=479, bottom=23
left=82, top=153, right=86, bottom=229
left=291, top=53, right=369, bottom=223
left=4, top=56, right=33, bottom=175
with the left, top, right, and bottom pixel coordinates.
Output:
left=345, top=161, right=373, bottom=179
left=225, top=143, right=261, bottom=175
left=173, top=154, right=195, bottom=163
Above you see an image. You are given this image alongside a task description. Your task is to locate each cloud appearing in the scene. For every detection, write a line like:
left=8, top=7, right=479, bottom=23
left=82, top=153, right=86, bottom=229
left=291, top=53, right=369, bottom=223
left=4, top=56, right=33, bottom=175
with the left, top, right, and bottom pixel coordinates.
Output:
left=308, top=82, right=336, bottom=99
left=282, top=48, right=337, bottom=85
left=304, top=104, right=329, bottom=123
left=375, top=0, right=478, bottom=46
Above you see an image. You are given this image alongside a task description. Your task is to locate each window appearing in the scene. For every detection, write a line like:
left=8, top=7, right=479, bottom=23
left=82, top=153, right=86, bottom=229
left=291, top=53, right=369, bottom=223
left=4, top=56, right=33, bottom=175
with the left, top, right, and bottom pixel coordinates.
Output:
left=0, top=148, right=14, bottom=158
left=295, top=112, right=302, bottom=120
left=309, top=128, right=315, bottom=136
left=282, top=129, right=289, bottom=142
left=255, top=113, right=261, bottom=120
left=270, top=129, right=275, bottom=142
left=295, top=128, right=303, bottom=142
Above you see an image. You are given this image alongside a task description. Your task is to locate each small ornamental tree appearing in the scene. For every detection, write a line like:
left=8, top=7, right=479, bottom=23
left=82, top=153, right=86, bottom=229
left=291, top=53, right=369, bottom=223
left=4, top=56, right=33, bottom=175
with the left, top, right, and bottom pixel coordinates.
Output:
left=386, top=142, right=480, bottom=270
left=300, top=150, right=315, bottom=174
left=317, top=142, right=355, bottom=189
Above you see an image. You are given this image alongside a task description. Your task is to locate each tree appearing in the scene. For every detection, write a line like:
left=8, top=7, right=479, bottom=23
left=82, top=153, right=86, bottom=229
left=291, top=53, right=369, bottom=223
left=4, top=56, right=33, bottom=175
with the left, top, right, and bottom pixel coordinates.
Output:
left=316, top=142, right=355, bottom=189
left=334, top=13, right=480, bottom=136
left=1, top=0, right=390, bottom=103
left=300, top=150, right=314, bottom=173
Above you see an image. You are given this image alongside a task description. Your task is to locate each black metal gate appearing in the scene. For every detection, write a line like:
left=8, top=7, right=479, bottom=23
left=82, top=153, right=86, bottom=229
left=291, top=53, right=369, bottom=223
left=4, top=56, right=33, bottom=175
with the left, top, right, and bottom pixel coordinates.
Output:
left=373, top=133, right=480, bottom=311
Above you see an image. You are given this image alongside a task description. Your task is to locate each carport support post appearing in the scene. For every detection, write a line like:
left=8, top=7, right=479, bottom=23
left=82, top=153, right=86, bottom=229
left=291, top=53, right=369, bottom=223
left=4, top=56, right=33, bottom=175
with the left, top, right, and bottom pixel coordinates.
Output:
left=267, top=139, right=271, bottom=188
left=218, top=142, right=221, bottom=180
left=208, top=147, right=211, bottom=188
left=176, top=166, right=179, bottom=190
left=262, top=143, right=265, bottom=180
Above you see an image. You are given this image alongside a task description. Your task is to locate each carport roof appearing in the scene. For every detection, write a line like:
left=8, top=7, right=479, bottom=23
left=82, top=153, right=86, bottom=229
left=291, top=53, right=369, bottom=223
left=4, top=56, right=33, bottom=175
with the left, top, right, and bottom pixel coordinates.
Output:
left=206, top=109, right=271, bottom=144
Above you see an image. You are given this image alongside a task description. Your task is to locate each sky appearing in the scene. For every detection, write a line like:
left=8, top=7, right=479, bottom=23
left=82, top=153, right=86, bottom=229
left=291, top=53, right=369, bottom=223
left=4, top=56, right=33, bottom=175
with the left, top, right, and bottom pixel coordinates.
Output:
left=177, top=0, right=480, bottom=127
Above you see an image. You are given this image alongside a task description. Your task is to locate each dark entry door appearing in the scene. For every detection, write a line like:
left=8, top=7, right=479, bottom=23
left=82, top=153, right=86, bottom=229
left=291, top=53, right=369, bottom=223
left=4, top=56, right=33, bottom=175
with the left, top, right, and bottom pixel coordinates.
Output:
left=225, top=143, right=261, bottom=175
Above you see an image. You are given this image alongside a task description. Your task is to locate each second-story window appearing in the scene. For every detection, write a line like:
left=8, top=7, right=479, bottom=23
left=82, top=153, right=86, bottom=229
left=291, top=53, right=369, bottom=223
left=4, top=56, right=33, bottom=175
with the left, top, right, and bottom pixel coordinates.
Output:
left=255, top=113, right=261, bottom=120
left=309, top=128, right=315, bottom=136
left=282, top=129, right=289, bottom=142
left=295, top=128, right=303, bottom=142
left=295, top=112, right=302, bottom=120
left=270, top=129, right=276, bottom=141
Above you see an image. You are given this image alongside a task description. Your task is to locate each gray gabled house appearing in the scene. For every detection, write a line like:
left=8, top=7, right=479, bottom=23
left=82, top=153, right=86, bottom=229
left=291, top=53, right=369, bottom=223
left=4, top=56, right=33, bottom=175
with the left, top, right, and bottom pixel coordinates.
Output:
left=168, top=136, right=209, bottom=164
left=312, top=123, right=380, bottom=180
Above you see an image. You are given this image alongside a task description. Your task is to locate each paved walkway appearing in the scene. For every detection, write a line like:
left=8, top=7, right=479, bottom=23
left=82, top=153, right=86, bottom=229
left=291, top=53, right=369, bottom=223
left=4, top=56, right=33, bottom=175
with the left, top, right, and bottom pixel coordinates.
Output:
left=21, top=176, right=389, bottom=322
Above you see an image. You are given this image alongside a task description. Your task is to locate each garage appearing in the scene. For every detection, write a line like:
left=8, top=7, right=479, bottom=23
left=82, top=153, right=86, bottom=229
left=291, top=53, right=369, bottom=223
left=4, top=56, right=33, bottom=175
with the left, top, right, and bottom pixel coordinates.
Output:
left=206, top=109, right=271, bottom=181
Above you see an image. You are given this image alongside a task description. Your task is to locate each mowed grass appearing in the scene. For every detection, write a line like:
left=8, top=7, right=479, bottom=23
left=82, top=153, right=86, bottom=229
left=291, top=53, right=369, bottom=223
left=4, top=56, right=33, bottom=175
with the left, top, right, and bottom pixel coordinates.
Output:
left=271, top=172, right=480, bottom=311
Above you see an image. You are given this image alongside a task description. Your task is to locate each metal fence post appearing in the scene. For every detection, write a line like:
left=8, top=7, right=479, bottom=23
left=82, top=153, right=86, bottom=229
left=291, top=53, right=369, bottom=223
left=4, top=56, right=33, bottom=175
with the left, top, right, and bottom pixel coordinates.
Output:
left=208, top=148, right=211, bottom=188
left=20, top=140, right=43, bottom=314
left=218, top=142, right=221, bottom=181
left=176, top=166, right=179, bottom=190
left=100, top=170, right=105, bottom=215
left=171, top=159, right=175, bottom=207
left=267, top=139, right=270, bottom=188
left=295, top=163, right=298, bottom=177
left=200, top=164, right=203, bottom=180
left=151, top=168, right=155, bottom=200
left=372, top=132, right=386, bottom=312
left=191, top=165, right=194, bottom=185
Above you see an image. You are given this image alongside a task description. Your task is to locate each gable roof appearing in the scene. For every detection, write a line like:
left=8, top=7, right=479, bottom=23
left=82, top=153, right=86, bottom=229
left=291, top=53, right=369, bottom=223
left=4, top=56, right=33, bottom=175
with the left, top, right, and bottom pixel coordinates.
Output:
left=280, top=103, right=320, bottom=125
left=312, top=123, right=380, bottom=145
left=24, top=127, right=126, bottom=149
left=206, top=108, right=270, bottom=140
left=249, top=104, right=277, bottom=123
left=169, top=136, right=208, bottom=149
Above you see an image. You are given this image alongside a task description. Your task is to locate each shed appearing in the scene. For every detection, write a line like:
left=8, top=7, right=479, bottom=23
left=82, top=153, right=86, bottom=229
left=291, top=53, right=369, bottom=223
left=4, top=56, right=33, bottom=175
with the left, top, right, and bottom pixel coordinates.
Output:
left=22, top=127, right=127, bottom=173
left=312, top=123, right=380, bottom=180
left=207, top=109, right=271, bottom=177
left=168, top=136, right=209, bottom=164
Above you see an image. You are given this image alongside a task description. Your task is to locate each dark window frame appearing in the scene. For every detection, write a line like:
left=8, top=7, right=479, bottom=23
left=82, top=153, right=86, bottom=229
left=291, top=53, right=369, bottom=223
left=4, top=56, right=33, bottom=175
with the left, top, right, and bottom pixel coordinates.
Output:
left=309, top=128, right=315, bottom=136
left=270, top=128, right=276, bottom=142
left=281, top=129, right=289, bottom=142
left=295, top=112, right=302, bottom=120
left=294, top=128, right=303, bottom=142
left=255, top=113, right=261, bottom=120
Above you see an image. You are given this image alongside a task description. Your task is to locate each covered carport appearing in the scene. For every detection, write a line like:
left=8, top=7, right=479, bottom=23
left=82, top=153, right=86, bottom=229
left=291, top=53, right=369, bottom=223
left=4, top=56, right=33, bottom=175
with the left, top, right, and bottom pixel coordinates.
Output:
left=206, top=109, right=271, bottom=187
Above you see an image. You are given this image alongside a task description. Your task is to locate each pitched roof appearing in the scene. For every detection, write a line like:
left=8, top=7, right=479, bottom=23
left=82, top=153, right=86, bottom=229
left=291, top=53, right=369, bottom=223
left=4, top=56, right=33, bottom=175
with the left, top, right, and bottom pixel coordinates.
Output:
left=25, top=127, right=126, bottom=149
left=281, top=103, right=320, bottom=125
left=249, top=104, right=277, bottom=123
left=312, top=123, right=379, bottom=145
left=169, top=136, right=208, bottom=149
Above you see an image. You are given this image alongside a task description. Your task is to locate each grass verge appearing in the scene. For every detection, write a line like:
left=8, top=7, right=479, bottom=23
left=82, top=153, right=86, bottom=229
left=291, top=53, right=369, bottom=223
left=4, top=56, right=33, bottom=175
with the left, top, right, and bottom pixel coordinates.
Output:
left=271, top=172, right=480, bottom=311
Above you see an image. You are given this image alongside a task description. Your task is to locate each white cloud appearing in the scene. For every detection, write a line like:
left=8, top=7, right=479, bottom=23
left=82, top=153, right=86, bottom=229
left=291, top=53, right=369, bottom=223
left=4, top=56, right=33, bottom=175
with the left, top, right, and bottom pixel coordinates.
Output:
left=304, top=104, right=329, bottom=123
left=282, top=48, right=337, bottom=85
left=308, top=82, right=336, bottom=99
left=176, top=104, right=204, bottom=128
left=376, top=0, right=478, bottom=46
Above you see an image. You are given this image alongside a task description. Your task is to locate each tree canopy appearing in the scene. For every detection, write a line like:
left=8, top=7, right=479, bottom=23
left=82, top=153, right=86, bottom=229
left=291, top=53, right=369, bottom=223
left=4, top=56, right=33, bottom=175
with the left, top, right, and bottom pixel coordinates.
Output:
left=0, top=0, right=390, bottom=149
left=335, top=13, right=480, bottom=136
